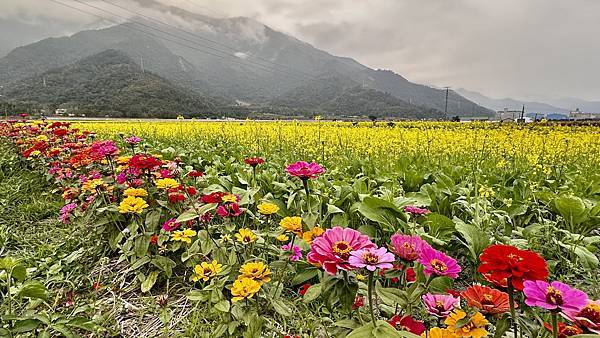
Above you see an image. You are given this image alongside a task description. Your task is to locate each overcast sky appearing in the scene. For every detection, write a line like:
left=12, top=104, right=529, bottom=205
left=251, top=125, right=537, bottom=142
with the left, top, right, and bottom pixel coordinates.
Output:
left=1, top=0, right=599, bottom=101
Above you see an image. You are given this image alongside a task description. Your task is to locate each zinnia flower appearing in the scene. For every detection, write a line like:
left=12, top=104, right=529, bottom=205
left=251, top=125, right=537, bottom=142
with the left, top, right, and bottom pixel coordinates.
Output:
left=302, top=226, right=325, bottom=244
left=170, top=229, right=197, bottom=244
left=124, top=136, right=141, bottom=145
left=239, top=261, right=272, bottom=284
left=221, top=193, right=239, bottom=203
left=388, top=315, right=426, bottom=335
left=244, top=157, right=265, bottom=167
left=404, top=205, right=431, bottom=216
left=281, top=244, right=303, bottom=261
left=155, top=178, right=179, bottom=190
left=523, top=280, right=588, bottom=312
left=124, top=187, right=148, bottom=197
left=128, top=154, right=162, bottom=171
left=162, top=218, right=181, bottom=232
left=280, top=216, right=303, bottom=234
left=422, top=293, right=460, bottom=318
left=390, top=234, right=432, bottom=261
left=307, top=226, right=375, bottom=275
left=418, top=246, right=461, bottom=278
left=217, top=203, right=243, bottom=217
left=286, top=161, right=325, bottom=180
left=543, top=322, right=583, bottom=338
left=235, top=228, right=257, bottom=244
left=461, top=284, right=512, bottom=315
left=421, top=328, right=459, bottom=338
left=231, top=277, right=261, bottom=302
left=200, top=192, right=225, bottom=204
left=562, top=300, right=600, bottom=334
left=257, top=202, right=279, bottom=215
left=192, top=260, right=222, bottom=282
left=348, top=247, right=395, bottom=271
left=118, top=196, right=148, bottom=214
left=444, top=310, right=489, bottom=338
left=477, top=244, right=548, bottom=290
left=276, top=234, right=289, bottom=242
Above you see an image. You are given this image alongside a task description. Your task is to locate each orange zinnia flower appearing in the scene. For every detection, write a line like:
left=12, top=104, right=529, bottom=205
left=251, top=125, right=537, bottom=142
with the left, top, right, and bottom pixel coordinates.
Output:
left=460, top=284, right=512, bottom=315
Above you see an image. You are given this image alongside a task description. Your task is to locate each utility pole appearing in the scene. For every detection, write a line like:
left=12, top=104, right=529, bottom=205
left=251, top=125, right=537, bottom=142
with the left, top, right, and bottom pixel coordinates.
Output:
left=43, top=77, right=47, bottom=87
left=140, top=55, right=145, bottom=73
left=444, top=86, right=450, bottom=120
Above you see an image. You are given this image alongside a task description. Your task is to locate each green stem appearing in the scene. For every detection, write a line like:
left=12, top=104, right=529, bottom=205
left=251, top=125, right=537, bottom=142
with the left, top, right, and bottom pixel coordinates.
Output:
left=6, top=267, right=13, bottom=316
left=507, top=277, right=518, bottom=338
left=551, top=311, right=558, bottom=338
left=367, top=271, right=376, bottom=326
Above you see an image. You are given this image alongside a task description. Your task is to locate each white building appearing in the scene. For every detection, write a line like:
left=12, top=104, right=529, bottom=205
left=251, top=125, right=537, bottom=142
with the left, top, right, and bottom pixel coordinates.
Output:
left=569, top=108, right=600, bottom=120
left=496, top=108, right=522, bottom=121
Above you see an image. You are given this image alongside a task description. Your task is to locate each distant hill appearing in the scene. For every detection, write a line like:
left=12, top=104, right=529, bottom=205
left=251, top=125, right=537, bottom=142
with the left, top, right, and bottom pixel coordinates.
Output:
left=0, top=7, right=493, bottom=118
left=455, top=88, right=569, bottom=115
left=4, top=49, right=219, bottom=117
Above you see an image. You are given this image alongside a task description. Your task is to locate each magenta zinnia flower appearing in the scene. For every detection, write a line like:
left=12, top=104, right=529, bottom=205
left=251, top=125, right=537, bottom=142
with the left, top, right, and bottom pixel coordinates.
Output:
left=562, top=299, right=600, bottom=334
left=422, top=293, right=460, bottom=318
left=523, top=280, right=588, bottom=313
left=418, top=246, right=461, bottom=278
left=124, top=136, right=142, bottom=145
left=281, top=244, right=303, bottom=261
left=349, top=247, right=395, bottom=271
left=286, top=161, right=325, bottom=180
left=307, top=226, right=375, bottom=275
left=404, top=205, right=431, bottom=216
left=390, top=234, right=432, bottom=261
left=162, top=218, right=181, bottom=232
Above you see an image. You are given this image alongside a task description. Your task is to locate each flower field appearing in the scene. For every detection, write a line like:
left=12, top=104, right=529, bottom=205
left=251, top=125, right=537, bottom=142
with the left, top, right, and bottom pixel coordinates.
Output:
left=1, top=119, right=599, bottom=337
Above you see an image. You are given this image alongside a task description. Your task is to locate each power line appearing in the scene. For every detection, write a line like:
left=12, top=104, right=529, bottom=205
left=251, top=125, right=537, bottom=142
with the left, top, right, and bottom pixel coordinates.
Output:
left=48, top=0, right=312, bottom=82
left=97, top=0, right=317, bottom=79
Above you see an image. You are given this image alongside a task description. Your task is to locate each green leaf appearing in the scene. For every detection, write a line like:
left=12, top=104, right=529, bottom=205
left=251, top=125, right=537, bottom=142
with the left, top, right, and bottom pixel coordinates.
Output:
left=554, top=196, right=589, bottom=225
left=187, top=290, right=209, bottom=302
left=271, top=299, right=293, bottom=317
left=214, top=299, right=230, bottom=312
left=17, top=281, right=48, bottom=300
left=376, top=282, right=407, bottom=307
left=67, top=317, right=99, bottom=332
left=141, top=270, right=159, bottom=293
left=11, top=319, right=41, bottom=333
left=290, top=268, right=318, bottom=285
left=130, top=256, right=151, bottom=271
left=347, top=321, right=407, bottom=338
left=303, top=283, right=322, bottom=303
left=454, top=217, right=490, bottom=261
left=151, top=256, right=176, bottom=278
left=177, top=204, right=218, bottom=223
left=424, top=213, right=455, bottom=242
left=134, top=235, right=150, bottom=258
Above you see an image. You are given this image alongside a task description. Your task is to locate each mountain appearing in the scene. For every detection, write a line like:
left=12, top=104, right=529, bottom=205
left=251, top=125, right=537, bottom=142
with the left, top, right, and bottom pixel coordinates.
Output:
left=3, top=49, right=218, bottom=117
left=0, top=7, right=493, bottom=117
left=545, top=97, right=600, bottom=113
left=455, top=88, right=569, bottom=115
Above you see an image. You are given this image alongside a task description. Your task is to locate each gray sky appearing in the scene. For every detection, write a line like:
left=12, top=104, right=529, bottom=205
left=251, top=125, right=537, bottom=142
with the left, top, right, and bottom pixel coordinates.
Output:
left=2, top=0, right=599, bottom=101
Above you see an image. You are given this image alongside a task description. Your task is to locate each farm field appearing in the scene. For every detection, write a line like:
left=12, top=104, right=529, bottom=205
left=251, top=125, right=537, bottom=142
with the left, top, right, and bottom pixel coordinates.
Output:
left=1, top=119, right=599, bottom=337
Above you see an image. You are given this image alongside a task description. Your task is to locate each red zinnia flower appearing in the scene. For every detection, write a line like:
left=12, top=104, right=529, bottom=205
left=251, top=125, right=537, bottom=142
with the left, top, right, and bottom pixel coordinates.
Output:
left=461, top=284, right=513, bottom=315
left=244, top=157, right=265, bottom=167
left=298, top=283, right=311, bottom=296
left=187, top=170, right=204, bottom=178
left=352, top=295, right=365, bottom=310
left=387, top=315, right=426, bottom=334
left=543, top=322, right=583, bottom=338
left=201, top=192, right=226, bottom=204
left=477, top=244, right=548, bottom=290
left=129, top=154, right=162, bottom=171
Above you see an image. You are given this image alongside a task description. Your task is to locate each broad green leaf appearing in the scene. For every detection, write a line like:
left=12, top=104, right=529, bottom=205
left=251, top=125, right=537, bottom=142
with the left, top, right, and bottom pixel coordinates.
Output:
left=141, top=270, right=159, bottom=293
left=151, top=256, right=176, bottom=277
left=17, top=281, right=48, bottom=300
left=11, top=319, right=41, bottom=333
left=554, top=196, right=589, bottom=225
left=271, top=299, right=293, bottom=317
left=303, top=283, right=322, bottom=303
left=214, top=299, right=230, bottom=312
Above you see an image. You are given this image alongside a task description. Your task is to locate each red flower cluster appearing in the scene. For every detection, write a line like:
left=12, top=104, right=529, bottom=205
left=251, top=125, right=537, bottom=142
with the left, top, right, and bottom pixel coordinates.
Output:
left=478, top=244, right=548, bottom=290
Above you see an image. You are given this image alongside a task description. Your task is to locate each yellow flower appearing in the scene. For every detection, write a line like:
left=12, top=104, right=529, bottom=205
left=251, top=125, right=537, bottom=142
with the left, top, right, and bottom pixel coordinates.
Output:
left=155, top=178, right=179, bottom=190
left=124, top=187, right=148, bottom=197
left=356, top=274, right=367, bottom=281
left=221, top=194, right=238, bottom=203
left=171, top=229, right=197, bottom=244
left=235, top=228, right=257, bottom=244
left=231, top=277, right=261, bottom=302
left=118, top=196, right=148, bottom=214
left=192, top=260, right=222, bottom=282
left=444, top=310, right=489, bottom=338
left=302, top=226, right=324, bottom=244
left=257, top=202, right=279, bottom=215
left=82, top=178, right=105, bottom=192
left=279, top=216, right=303, bottom=234
left=239, top=261, right=272, bottom=284
left=29, top=150, right=41, bottom=157
left=36, top=135, right=48, bottom=141
left=220, top=234, right=231, bottom=243
left=422, top=328, right=459, bottom=338
left=276, top=234, right=289, bottom=242
left=116, top=156, right=131, bottom=164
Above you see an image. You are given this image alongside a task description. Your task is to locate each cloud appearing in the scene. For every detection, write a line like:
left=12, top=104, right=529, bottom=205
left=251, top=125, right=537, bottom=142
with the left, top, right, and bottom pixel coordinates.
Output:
left=1, top=0, right=599, bottom=100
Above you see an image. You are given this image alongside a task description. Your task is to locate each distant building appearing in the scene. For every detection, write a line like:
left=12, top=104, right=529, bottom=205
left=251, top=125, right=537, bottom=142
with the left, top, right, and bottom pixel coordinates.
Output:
left=496, top=108, right=522, bottom=121
left=55, top=108, right=68, bottom=116
left=569, top=108, right=600, bottom=120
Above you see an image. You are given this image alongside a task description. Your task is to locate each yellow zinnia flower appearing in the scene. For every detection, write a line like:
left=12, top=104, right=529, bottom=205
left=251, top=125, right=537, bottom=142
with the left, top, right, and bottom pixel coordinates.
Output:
left=118, top=196, right=148, bottom=214
left=221, top=193, right=238, bottom=203
left=444, top=310, right=489, bottom=338
left=239, top=261, right=272, bottom=284
left=155, top=178, right=179, bottom=190
left=171, top=229, right=197, bottom=244
left=257, top=202, right=279, bottom=215
left=192, top=260, right=222, bottom=282
left=356, top=274, right=367, bottom=281
left=82, top=178, right=106, bottom=192
left=235, top=228, right=257, bottom=244
left=231, top=277, right=261, bottom=302
left=124, top=187, right=148, bottom=197
left=279, top=216, right=303, bottom=234
left=302, top=226, right=324, bottom=244
left=276, top=234, right=289, bottom=242
left=422, top=328, right=459, bottom=338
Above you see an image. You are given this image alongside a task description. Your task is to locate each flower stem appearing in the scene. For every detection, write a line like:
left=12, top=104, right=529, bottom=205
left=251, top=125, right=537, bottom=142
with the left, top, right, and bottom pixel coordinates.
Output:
left=507, top=277, right=518, bottom=338
left=551, top=311, right=558, bottom=338
left=367, top=271, right=376, bottom=326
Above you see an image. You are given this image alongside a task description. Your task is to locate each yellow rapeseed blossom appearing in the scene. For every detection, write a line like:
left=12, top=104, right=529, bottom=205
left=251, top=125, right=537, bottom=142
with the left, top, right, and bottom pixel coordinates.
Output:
left=231, top=277, right=261, bottom=303
left=155, top=178, right=179, bottom=190
left=444, top=310, right=489, bottom=338
left=118, top=196, right=148, bottom=214
left=257, top=202, right=279, bottom=215
left=239, top=261, right=272, bottom=284
left=235, top=228, right=257, bottom=244
left=124, top=187, right=148, bottom=197
left=192, top=260, right=222, bottom=282
left=171, top=229, right=197, bottom=244
left=280, top=216, right=303, bottom=234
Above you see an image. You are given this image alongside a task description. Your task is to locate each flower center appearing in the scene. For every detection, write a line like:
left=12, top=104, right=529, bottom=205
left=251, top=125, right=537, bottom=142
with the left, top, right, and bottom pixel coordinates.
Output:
left=333, top=241, right=353, bottom=259
left=482, top=294, right=494, bottom=305
left=461, top=322, right=476, bottom=332
left=579, top=304, right=600, bottom=322
left=362, top=252, right=380, bottom=265
left=243, top=235, right=252, bottom=243
left=435, top=301, right=446, bottom=311
left=545, top=286, right=563, bottom=305
left=430, top=259, right=448, bottom=273
left=507, top=253, right=523, bottom=263
left=562, top=326, right=581, bottom=335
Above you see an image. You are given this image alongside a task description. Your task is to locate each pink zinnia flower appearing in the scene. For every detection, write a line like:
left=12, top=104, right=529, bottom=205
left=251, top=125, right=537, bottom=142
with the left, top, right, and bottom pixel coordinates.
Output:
left=422, top=293, right=460, bottom=318
left=418, top=246, right=461, bottom=278
left=404, top=205, right=431, bottom=216
left=90, top=140, right=119, bottom=158
left=523, top=280, right=588, bottom=313
left=562, top=299, right=600, bottom=334
left=216, top=203, right=243, bottom=217
left=390, top=234, right=432, bottom=261
left=286, top=161, right=325, bottom=180
left=124, top=136, right=141, bottom=145
left=307, top=227, right=375, bottom=275
left=281, top=244, right=302, bottom=261
left=348, top=247, right=394, bottom=271
left=162, top=218, right=181, bottom=232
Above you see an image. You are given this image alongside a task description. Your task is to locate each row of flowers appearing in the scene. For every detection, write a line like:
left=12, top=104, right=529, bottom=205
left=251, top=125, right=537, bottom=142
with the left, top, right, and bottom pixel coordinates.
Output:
left=1, top=120, right=598, bottom=338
